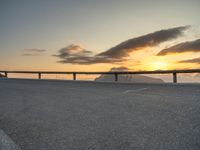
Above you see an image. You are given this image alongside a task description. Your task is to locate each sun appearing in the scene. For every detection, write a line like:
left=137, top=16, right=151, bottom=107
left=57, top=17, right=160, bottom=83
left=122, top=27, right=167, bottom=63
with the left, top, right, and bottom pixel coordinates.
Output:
left=149, top=61, right=168, bottom=70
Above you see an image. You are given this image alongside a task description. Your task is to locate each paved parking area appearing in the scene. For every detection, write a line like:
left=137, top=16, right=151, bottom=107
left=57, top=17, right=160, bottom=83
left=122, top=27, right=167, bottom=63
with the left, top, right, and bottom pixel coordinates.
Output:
left=0, top=79, right=200, bottom=150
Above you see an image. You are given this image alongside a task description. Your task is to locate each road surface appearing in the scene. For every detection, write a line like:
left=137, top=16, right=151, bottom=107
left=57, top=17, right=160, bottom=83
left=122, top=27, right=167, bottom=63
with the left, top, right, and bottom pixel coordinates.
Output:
left=0, top=79, right=200, bottom=150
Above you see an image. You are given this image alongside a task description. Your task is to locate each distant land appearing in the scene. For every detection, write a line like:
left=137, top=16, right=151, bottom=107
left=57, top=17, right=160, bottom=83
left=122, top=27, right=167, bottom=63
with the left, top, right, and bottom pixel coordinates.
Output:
left=95, top=74, right=164, bottom=83
left=0, top=73, right=5, bottom=78
left=95, top=67, right=164, bottom=83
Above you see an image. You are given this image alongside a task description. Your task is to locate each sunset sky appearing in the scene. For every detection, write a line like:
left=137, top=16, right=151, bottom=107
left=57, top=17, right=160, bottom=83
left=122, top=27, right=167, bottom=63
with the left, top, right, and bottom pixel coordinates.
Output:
left=0, top=0, right=200, bottom=74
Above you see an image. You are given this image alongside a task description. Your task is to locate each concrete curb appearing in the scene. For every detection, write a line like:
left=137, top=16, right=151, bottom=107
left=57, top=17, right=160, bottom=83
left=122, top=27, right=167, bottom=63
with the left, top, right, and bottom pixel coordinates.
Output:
left=0, top=129, right=21, bottom=150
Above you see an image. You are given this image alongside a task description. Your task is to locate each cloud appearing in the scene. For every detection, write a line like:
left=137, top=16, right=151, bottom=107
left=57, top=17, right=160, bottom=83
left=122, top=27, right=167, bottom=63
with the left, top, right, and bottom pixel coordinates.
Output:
left=157, top=39, right=200, bottom=56
left=22, top=53, right=41, bottom=56
left=57, top=56, right=124, bottom=64
left=22, top=48, right=46, bottom=56
left=53, top=44, right=125, bottom=64
left=54, top=26, right=190, bottom=64
left=53, top=44, right=92, bottom=58
left=98, top=26, right=190, bottom=58
left=108, top=66, right=130, bottom=71
left=24, top=49, right=46, bottom=52
left=179, top=57, right=200, bottom=64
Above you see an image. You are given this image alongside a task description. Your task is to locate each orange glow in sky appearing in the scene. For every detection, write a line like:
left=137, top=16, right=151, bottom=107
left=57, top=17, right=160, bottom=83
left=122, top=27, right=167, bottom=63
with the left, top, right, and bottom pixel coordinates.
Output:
left=148, top=61, right=168, bottom=70
left=0, top=0, right=200, bottom=74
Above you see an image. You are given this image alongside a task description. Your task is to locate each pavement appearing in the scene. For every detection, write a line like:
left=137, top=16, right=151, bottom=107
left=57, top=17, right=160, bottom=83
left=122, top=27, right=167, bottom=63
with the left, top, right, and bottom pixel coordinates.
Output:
left=0, top=78, right=200, bottom=150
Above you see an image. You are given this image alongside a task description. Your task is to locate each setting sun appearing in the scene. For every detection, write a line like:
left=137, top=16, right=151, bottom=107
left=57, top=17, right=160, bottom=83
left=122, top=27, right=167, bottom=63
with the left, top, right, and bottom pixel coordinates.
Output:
left=149, top=61, right=168, bottom=70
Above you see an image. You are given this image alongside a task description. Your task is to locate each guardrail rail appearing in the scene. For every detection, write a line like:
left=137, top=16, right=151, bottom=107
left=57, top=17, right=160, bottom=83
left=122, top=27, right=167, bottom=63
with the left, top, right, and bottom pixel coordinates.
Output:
left=0, top=69, right=200, bottom=83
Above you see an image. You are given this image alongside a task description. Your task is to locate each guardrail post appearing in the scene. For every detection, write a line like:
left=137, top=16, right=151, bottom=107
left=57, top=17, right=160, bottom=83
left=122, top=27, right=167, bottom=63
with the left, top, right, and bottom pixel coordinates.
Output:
left=73, top=73, right=76, bottom=80
left=38, top=73, right=41, bottom=79
left=173, top=73, right=177, bottom=83
left=115, top=73, right=118, bottom=82
left=4, top=72, right=8, bottom=78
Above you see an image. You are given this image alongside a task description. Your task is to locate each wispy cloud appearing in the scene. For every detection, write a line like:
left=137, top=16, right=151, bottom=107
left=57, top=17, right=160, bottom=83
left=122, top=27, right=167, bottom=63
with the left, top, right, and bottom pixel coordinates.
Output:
left=24, top=49, right=46, bottom=52
left=178, top=57, right=200, bottom=64
left=22, top=53, right=41, bottom=56
left=157, top=39, right=200, bottom=56
left=22, top=48, right=46, bottom=56
left=54, top=26, right=190, bottom=64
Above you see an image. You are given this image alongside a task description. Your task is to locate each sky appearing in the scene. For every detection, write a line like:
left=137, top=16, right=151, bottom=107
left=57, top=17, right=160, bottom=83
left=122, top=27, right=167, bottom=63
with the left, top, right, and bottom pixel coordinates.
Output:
left=0, top=0, right=200, bottom=78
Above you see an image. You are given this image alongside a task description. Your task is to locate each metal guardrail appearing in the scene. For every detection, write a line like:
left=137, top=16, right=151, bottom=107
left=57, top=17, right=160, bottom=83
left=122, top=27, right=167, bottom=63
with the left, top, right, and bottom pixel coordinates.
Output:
left=0, top=69, right=200, bottom=83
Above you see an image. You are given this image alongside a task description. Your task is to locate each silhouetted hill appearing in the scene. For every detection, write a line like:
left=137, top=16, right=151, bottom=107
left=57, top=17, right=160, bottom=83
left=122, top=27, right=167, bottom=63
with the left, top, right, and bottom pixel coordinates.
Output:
left=0, top=73, right=6, bottom=78
left=95, top=67, right=164, bottom=83
left=95, top=74, right=164, bottom=83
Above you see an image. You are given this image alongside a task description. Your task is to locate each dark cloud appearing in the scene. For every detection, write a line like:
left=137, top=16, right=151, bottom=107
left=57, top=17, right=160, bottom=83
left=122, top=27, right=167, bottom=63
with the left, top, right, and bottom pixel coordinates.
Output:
left=157, top=39, right=200, bottom=56
left=53, top=44, right=125, bottom=64
left=109, top=66, right=129, bottom=71
left=179, top=57, right=200, bottom=64
left=53, top=44, right=92, bottom=58
left=58, top=56, right=125, bottom=64
left=98, top=26, right=190, bottom=58
left=22, top=48, right=46, bottom=56
left=54, top=26, right=190, bottom=64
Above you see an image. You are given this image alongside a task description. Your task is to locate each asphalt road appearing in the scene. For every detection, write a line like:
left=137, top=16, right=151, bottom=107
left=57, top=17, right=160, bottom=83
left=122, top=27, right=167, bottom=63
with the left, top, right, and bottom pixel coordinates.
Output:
left=0, top=79, right=200, bottom=150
